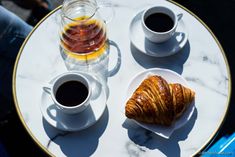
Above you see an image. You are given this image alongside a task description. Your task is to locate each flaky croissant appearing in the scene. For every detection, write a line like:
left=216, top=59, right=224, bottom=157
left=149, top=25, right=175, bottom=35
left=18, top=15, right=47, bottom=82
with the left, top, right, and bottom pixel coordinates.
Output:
left=125, top=75, right=195, bottom=126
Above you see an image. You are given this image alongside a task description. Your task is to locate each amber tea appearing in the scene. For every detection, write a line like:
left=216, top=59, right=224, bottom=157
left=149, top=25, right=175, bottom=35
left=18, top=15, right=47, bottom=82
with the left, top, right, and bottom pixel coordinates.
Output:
left=61, top=17, right=107, bottom=54
left=60, top=0, right=113, bottom=81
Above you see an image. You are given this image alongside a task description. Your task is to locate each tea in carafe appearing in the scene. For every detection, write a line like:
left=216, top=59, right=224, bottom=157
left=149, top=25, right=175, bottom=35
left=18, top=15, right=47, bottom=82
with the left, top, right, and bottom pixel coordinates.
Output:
left=61, top=16, right=107, bottom=55
left=60, top=0, right=111, bottom=81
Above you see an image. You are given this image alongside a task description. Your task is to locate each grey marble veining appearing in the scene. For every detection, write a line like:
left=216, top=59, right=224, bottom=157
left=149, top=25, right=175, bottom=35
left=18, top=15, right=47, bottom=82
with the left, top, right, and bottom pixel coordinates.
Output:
left=46, top=132, right=70, bottom=149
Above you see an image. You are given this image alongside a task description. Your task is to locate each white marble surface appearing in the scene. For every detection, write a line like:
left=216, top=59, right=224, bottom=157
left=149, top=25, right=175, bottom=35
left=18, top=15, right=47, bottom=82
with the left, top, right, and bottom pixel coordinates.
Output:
left=14, top=0, right=230, bottom=156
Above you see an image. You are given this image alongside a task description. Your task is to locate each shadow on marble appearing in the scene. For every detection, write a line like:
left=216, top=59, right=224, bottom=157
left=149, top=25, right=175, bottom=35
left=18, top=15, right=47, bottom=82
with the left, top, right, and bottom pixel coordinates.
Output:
left=43, top=106, right=109, bottom=157
left=46, top=105, right=96, bottom=130
left=130, top=41, right=190, bottom=74
left=122, top=108, right=198, bottom=157
left=144, top=32, right=187, bottom=57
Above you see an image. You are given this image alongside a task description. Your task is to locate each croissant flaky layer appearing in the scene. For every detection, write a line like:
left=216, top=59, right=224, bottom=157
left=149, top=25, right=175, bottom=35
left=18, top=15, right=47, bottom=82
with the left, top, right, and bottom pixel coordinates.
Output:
left=125, top=75, right=195, bottom=126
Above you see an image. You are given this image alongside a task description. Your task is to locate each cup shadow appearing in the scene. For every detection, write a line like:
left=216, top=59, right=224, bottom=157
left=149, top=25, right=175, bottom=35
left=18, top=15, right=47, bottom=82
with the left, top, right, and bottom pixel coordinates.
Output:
left=144, top=32, right=187, bottom=57
left=43, top=106, right=109, bottom=157
left=46, top=104, right=96, bottom=130
left=122, top=108, right=198, bottom=157
left=131, top=40, right=190, bottom=74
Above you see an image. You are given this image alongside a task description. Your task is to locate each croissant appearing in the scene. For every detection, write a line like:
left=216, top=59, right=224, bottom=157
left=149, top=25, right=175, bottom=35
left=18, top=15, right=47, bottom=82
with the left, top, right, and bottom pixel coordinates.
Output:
left=125, top=75, right=195, bottom=126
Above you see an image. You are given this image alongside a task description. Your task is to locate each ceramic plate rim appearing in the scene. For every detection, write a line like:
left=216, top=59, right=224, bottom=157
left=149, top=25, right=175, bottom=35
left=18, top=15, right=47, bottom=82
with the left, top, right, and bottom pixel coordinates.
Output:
left=129, top=10, right=188, bottom=57
left=125, top=68, right=195, bottom=138
left=40, top=72, right=107, bottom=131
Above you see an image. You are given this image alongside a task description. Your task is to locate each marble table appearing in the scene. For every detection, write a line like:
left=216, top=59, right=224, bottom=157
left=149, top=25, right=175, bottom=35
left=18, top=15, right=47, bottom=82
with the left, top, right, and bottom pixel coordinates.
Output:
left=13, top=0, right=231, bottom=156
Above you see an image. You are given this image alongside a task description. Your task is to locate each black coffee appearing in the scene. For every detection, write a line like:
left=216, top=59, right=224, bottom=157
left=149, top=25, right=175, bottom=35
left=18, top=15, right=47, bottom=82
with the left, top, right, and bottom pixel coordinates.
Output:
left=55, top=81, right=88, bottom=107
left=145, top=13, right=174, bottom=32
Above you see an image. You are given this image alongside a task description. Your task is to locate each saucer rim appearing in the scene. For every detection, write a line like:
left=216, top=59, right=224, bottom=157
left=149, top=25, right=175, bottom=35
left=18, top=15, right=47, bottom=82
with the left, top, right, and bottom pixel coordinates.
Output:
left=40, top=73, right=107, bottom=132
left=129, top=10, right=188, bottom=57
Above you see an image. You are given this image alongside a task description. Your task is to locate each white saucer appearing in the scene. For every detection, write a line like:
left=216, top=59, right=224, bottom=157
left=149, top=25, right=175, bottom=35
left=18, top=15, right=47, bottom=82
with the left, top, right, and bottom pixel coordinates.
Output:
left=125, top=68, right=195, bottom=138
left=40, top=73, right=107, bottom=131
left=130, top=11, right=188, bottom=57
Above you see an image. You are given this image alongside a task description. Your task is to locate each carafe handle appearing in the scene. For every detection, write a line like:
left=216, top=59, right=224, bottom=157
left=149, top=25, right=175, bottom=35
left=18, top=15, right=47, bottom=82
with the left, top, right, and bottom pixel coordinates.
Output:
left=97, top=3, right=115, bottom=24
left=108, top=40, right=121, bottom=77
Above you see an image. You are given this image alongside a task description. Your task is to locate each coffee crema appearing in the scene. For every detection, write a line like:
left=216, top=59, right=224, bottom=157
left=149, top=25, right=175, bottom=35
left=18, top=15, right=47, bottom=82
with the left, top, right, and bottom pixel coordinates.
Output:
left=145, top=13, right=174, bottom=32
left=55, top=80, right=89, bottom=107
left=61, top=16, right=107, bottom=55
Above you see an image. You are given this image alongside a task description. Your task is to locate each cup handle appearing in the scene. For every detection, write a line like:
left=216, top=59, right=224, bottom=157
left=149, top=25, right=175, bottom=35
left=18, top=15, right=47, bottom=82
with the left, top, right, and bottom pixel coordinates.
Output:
left=46, top=105, right=58, bottom=121
left=97, top=3, right=115, bottom=24
left=177, top=13, right=183, bottom=21
left=42, top=84, right=52, bottom=94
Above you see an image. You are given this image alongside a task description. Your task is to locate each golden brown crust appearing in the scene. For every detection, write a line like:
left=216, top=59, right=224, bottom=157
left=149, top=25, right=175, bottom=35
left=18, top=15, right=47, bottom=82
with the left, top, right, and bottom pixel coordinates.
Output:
left=125, top=75, right=195, bottom=126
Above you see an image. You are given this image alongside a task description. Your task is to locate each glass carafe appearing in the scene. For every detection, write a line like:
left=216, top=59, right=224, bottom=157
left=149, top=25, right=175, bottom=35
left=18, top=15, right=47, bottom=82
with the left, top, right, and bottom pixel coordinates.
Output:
left=60, top=0, right=112, bottom=82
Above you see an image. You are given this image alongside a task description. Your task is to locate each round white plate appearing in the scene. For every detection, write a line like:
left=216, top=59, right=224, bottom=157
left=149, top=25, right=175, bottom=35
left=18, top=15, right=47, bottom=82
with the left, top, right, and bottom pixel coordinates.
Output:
left=130, top=11, right=188, bottom=57
left=125, top=68, right=195, bottom=138
left=40, top=73, right=107, bottom=131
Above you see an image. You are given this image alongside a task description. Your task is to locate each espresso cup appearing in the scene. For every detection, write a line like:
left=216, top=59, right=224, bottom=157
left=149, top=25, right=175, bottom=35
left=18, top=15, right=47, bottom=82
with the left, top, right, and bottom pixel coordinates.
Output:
left=142, top=6, right=180, bottom=43
left=43, top=72, right=91, bottom=114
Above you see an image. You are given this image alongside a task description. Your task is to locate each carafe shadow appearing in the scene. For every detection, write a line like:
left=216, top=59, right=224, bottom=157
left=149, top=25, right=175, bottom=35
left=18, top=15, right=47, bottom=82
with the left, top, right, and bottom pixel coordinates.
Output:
left=59, top=40, right=121, bottom=83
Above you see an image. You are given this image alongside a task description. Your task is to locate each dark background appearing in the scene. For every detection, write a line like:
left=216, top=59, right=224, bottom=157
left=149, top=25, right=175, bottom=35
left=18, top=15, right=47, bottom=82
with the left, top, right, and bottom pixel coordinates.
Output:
left=0, top=0, right=234, bottom=156
left=175, top=0, right=235, bottom=136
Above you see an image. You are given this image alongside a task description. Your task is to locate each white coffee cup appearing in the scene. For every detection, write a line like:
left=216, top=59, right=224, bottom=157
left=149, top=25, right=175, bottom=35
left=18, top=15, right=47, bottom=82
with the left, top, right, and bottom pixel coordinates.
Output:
left=43, top=72, right=91, bottom=114
left=142, top=6, right=181, bottom=43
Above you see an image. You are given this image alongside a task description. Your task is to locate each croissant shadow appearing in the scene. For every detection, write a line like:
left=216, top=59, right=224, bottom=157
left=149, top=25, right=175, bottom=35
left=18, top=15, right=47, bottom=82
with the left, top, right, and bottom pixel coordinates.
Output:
left=122, top=107, right=198, bottom=157
left=130, top=41, right=190, bottom=74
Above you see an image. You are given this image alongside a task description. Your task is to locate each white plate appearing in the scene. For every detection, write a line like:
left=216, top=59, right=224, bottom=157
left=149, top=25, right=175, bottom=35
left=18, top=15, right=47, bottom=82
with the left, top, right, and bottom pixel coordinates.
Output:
left=40, top=73, right=107, bottom=131
left=130, top=11, right=188, bottom=57
left=125, top=68, right=195, bottom=138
